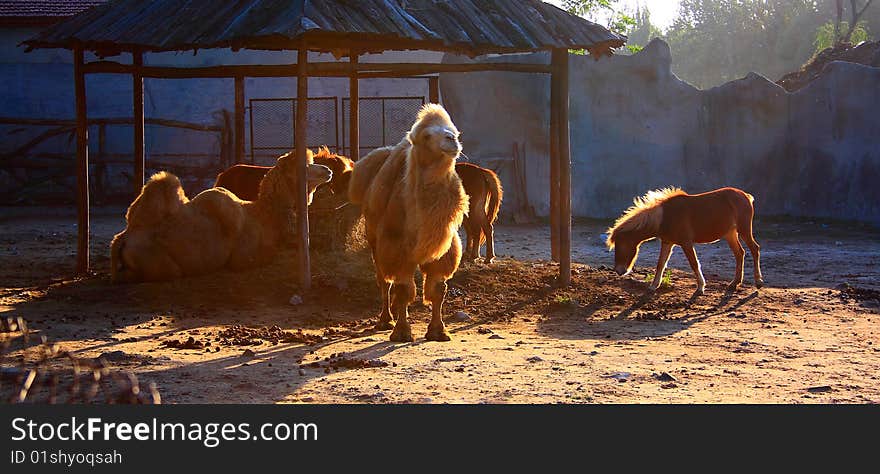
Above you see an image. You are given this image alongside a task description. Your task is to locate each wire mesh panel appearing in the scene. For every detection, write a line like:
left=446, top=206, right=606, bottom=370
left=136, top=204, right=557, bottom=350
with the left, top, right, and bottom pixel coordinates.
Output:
left=342, top=97, right=425, bottom=159
left=249, top=97, right=338, bottom=164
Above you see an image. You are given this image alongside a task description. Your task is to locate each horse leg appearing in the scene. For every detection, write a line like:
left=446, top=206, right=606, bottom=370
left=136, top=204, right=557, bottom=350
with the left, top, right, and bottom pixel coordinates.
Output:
left=681, top=243, right=706, bottom=296
left=649, top=241, right=674, bottom=292
left=725, top=230, right=745, bottom=291
left=480, top=211, right=496, bottom=264
left=739, top=218, right=764, bottom=288
left=388, top=274, right=416, bottom=343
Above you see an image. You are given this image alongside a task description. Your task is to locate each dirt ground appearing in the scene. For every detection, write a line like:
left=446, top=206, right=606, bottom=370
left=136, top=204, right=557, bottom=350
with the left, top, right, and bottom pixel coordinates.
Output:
left=1, top=206, right=879, bottom=404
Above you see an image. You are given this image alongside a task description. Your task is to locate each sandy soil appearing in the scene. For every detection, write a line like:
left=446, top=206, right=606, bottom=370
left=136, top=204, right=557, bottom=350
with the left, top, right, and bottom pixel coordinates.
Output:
left=1, top=206, right=879, bottom=404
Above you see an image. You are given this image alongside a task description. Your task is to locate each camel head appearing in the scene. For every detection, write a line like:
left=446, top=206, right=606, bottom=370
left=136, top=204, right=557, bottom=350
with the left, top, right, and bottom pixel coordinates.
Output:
left=407, top=103, right=461, bottom=172
left=268, top=150, right=333, bottom=206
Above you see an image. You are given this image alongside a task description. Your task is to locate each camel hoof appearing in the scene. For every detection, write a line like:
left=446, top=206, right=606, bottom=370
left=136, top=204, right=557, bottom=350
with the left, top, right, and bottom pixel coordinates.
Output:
left=389, top=323, right=413, bottom=342
left=375, top=320, right=395, bottom=331
left=755, top=279, right=765, bottom=289
left=425, top=324, right=452, bottom=342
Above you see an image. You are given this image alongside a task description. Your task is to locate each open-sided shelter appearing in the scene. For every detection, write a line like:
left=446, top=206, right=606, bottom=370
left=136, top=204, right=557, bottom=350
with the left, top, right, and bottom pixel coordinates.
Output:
left=23, top=0, right=625, bottom=288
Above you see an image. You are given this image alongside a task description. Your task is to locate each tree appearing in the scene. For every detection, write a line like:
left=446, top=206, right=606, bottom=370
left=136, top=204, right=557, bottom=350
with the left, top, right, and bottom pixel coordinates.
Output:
left=561, top=0, right=635, bottom=35
left=625, top=4, right=663, bottom=53
left=828, top=0, right=874, bottom=46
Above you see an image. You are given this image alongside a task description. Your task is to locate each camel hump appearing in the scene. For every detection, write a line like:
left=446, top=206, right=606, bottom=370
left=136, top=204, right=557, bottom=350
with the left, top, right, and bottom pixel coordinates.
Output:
left=190, top=188, right=246, bottom=236
left=125, top=171, right=189, bottom=228
left=349, top=145, right=395, bottom=205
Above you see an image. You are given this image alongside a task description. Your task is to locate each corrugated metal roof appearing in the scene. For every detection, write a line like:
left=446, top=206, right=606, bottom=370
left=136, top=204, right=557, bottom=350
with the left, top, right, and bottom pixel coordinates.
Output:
left=22, top=0, right=626, bottom=57
left=0, top=0, right=105, bottom=18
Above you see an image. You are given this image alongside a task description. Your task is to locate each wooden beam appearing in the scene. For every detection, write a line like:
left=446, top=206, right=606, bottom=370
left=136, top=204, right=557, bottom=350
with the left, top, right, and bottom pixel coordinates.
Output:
left=554, top=49, right=572, bottom=287
left=234, top=75, right=245, bottom=164
left=0, top=117, right=223, bottom=132
left=349, top=54, right=359, bottom=160
left=428, top=76, right=440, bottom=104
left=295, top=49, right=311, bottom=290
left=549, top=51, right=561, bottom=263
left=133, top=50, right=145, bottom=196
left=74, top=46, right=89, bottom=274
left=82, top=60, right=553, bottom=79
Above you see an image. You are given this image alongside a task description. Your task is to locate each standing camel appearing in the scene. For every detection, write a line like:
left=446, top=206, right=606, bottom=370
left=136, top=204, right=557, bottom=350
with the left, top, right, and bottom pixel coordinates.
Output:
left=349, top=104, right=468, bottom=342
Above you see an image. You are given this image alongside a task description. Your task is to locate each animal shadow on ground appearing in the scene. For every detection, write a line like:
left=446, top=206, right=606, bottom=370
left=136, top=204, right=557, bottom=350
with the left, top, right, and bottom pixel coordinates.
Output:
left=534, top=265, right=763, bottom=341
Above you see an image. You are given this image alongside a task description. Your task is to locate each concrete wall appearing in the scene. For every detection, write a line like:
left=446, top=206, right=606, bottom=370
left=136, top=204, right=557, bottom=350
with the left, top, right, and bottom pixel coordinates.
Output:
left=440, top=39, right=880, bottom=225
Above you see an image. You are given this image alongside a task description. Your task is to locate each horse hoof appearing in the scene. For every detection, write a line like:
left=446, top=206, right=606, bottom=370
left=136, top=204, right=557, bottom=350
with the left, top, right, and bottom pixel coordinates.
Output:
left=755, top=280, right=765, bottom=289
left=425, top=324, right=452, bottom=342
left=389, top=323, right=413, bottom=342
left=483, top=256, right=495, bottom=264
left=727, top=281, right=742, bottom=291
left=375, top=320, right=395, bottom=331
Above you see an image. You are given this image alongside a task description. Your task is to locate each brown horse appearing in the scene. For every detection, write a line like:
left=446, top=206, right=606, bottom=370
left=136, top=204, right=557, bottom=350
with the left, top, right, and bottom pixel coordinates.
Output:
left=606, top=187, right=764, bottom=295
left=214, top=146, right=353, bottom=200
left=456, top=162, right=503, bottom=264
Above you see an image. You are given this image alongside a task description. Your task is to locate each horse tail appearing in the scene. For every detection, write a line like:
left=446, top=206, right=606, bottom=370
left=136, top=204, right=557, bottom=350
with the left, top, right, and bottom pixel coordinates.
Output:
left=109, top=231, right=126, bottom=284
left=482, top=169, right=503, bottom=246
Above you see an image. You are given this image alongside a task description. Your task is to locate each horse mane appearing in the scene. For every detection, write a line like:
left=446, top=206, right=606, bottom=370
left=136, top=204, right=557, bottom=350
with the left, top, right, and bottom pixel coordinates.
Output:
left=605, top=187, right=685, bottom=249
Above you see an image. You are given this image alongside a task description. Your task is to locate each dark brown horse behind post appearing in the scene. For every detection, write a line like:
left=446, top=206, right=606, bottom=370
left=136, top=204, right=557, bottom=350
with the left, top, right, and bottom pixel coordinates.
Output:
left=606, top=187, right=764, bottom=296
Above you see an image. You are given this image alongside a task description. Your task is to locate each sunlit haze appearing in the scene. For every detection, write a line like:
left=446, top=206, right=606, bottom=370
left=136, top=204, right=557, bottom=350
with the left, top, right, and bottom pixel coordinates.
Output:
left=545, top=0, right=681, bottom=32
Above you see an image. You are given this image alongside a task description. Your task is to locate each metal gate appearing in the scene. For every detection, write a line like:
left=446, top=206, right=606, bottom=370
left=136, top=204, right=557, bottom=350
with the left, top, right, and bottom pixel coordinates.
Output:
left=342, top=96, right=425, bottom=158
left=249, top=97, right=338, bottom=164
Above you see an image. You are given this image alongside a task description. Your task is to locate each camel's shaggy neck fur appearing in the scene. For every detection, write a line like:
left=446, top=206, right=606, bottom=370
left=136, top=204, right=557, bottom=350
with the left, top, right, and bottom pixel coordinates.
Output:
left=402, top=106, right=468, bottom=263
left=606, top=187, right=685, bottom=249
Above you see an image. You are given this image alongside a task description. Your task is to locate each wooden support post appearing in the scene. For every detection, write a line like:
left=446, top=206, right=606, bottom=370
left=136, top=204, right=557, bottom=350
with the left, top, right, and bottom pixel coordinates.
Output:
left=429, top=76, right=440, bottom=104
left=549, top=51, right=561, bottom=263
left=349, top=54, right=359, bottom=159
left=554, top=49, right=572, bottom=287
left=133, top=50, right=145, bottom=196
left=234, top=75, right=245, bottom=164
left=295, top=48, right=311, bottom=290
left=74, top=46, right=89, bottom=274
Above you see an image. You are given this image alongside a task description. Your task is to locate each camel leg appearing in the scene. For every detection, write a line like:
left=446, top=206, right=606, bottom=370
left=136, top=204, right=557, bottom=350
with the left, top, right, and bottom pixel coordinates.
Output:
left=423, top=275, right=451, bottom=341
left=375, top=277, right=394, bottom=330
left=740, top=220, right=764, bottom=288
left=649, top=241, right=674, bottom=292
left=388, top=276, right=416, bottom=343
left=462, top=220, right=477, bottom=262
left=725, top=230, right=745, bottom=291
left=681, top=243, right=706, bottom=296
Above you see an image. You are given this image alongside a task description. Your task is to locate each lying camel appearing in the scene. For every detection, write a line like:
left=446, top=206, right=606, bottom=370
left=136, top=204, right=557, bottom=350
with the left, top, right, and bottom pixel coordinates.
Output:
left=110, top=150, right=332, bottom=283
left=213, top=146, right=352, bottom=200
left=456, top=162, right=503, bottom=264
left=349, top=104, right=468, bottom=342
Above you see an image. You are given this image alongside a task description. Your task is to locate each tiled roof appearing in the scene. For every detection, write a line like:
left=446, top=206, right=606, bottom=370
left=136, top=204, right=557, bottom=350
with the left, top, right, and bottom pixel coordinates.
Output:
left=0, top=0, right=105, bottom=18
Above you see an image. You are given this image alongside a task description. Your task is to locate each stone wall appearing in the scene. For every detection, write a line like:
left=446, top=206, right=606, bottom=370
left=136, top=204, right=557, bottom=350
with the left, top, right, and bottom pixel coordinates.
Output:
left=440, top=39, right=880, bottom=225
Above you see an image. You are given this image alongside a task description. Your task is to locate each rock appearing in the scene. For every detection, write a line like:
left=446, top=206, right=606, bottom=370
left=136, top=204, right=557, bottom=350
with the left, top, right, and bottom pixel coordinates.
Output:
left=289, top=295, right=303, bottom=305
left=526, top=356, right=544, bottom=363
left=608, top=372, right=631, bottom=382
left=434, top=357, right=463, bottom=363
left=451, top=311, right=471, bottom=322
left=653, top=372, right=676, bottom=382
left=661, top=382, right=678, bottom=389
left=97, top=350, right=131, bottom=362
left=477, top=327, right=492, bottom=334
left=488, top=334, right=504, bottom=339
left=807, top=385, right=832, bottom=393
left=241, top=349, right=256, bottom=358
